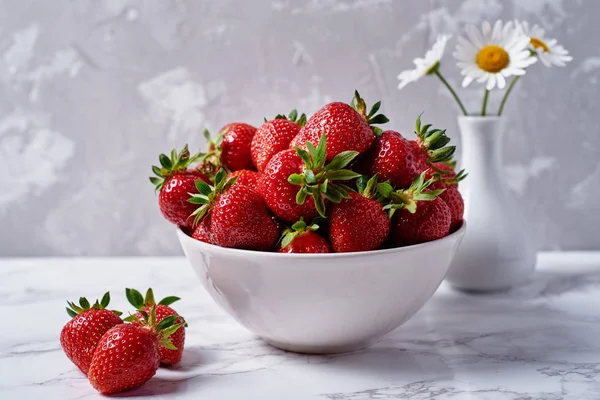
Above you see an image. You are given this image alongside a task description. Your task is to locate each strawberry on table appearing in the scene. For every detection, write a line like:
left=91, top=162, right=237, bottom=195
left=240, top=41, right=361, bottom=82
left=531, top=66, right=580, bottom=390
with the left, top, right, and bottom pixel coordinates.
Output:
left=259, top=134, right=361, bottom=222
left=199, top=123, right=257, bottom=175
left=362, top=115, right=456, bottom=188
left=125, top=288, right=186, bottom=365
left=150, top=145, right=211, bottom=231
left=329, top=175, right=390, bottom=253
left=378, top=172, right=451, bottom=246
left=290, top=91, right=389, bottom=161
left=88, top=306, right=183, bottom=394
left=189, top=169, right=279, bottom=250
left=251, top=109, right=306, bottom=172
left=278, top=218, right=331, bottom=253
left=60, top=292, right=123, bottom=374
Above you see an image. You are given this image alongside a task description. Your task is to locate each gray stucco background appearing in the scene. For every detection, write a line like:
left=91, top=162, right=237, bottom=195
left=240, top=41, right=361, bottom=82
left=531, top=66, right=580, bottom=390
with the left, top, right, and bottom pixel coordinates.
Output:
left=0, top=0, right=598, bottom=257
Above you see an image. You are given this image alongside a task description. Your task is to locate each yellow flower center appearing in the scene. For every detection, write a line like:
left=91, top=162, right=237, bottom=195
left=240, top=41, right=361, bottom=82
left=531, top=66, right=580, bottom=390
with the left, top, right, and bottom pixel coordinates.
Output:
left=530, top=37, right=549, bottom=53
left=476, top=45, right=510, bottom=73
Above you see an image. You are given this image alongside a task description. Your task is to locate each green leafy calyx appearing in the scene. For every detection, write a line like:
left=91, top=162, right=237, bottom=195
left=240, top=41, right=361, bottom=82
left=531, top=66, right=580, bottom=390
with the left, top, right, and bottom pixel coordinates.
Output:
left=127, top=305, right=185, bottom=351
left=356, top=174, right=381, bottom=200
left=187, top=168, right=237, bottom=226
left=429, top=164, right=468, bottom=187
left=66, top=292, right=122, bottom=318
left=279, top=217, right=321, bottom=249
left=149, top=145, right=202, bottom=192
left=124, top=288, right=187, bottom=327
left=125, top=288, right=181, bottom=309
left=272, top=109, right=308, bottom=127
left=350, top=90, right=389, bottom=136
left=289, top=134, right=361, bottom=218
left=197, top=128, right=229, bottom=177
left=378, top=172, right=445, bottom=217
left=414, top=114, right=456, bottom=164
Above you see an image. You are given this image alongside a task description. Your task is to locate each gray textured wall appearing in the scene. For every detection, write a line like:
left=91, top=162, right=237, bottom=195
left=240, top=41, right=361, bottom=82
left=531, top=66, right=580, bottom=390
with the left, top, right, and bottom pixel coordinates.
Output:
left=0, top=0, right=598, bottom=257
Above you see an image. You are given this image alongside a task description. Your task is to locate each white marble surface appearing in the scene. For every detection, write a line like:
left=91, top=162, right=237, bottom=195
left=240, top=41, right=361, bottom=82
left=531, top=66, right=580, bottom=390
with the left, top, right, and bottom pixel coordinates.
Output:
left=2, top=253, right=600, bottom=399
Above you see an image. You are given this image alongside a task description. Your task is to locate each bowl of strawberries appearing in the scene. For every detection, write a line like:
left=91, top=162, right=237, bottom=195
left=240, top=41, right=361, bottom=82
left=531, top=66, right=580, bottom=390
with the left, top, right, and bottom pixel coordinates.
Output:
left=151, top=91, right=466, bottom=354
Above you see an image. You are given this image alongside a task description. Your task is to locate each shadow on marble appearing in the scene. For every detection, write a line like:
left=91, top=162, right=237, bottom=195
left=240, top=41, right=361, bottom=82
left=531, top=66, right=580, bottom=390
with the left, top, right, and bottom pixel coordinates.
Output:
left=163, top=346, right=209, bottom=372
left=109, top=377, right=195, bottom=398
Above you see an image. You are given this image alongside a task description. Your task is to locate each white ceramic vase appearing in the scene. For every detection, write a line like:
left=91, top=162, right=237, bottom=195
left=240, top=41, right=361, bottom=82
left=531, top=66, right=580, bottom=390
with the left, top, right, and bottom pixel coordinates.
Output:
left=446, top=116, right=536, bottom=292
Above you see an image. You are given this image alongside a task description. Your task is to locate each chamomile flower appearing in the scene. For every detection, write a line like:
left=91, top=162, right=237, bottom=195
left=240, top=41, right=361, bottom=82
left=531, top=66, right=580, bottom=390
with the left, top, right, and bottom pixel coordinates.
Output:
left=453, top=20, right=537, bottom=90
left=397, top=34, right=451, bottom=89
left=517, top=21, right=573, bottom=67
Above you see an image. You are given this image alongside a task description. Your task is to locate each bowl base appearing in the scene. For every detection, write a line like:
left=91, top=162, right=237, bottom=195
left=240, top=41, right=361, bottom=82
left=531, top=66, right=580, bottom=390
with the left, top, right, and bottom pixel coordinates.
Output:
left=263, top=338, right=372, bottom=355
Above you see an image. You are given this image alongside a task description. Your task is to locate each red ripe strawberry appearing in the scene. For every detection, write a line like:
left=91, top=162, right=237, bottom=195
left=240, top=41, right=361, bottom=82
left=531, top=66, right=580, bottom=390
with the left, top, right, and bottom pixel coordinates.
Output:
left=390, top=197, right=451, bottom=246
left=290, top=91, right=388, bottom=161
left=424, top=162, right=466, bottom=232
left=251, top=110, right=306, bottom=172
left=125, top=288, right=186, bottom=365
left=189, top=170, right=279, bottom=250
left=258, top=150, right=318, bottom=223
left=439, top=186, right=464, bottom=232
left=329, top=175, right=390, bottom=252
left=198, top=123, right=257, bottom=174
left=378, top=173, right=451, bottom=246
left=191, top=213, right=212, bottom=243
left=88, top=307, right=183, bottom=394
left=150, top=145, right=211, bottom=230
left=228, top=169, right=260, bottom=189
left=359, top=130, right=422, bottom=189
left=60, top=293, right=123, bottom=374
left=363, top=115, right=456, bottom=189
left=259, top=134, right=361, bottom=222
left=278, top=218, right=331, bottom=253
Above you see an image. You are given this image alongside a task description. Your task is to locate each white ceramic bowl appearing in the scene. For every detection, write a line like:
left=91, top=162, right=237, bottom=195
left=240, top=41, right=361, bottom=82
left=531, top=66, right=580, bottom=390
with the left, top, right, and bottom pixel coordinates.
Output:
left=177, top=223, right=466, bottom=354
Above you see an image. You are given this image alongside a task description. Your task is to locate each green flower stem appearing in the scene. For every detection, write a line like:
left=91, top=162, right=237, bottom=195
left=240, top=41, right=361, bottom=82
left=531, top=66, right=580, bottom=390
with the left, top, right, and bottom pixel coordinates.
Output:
left=497, top=76, right=520, bottom=116
left=433, top=69, right=468, bottom=116
left=481, top=89, right=490, bottom=116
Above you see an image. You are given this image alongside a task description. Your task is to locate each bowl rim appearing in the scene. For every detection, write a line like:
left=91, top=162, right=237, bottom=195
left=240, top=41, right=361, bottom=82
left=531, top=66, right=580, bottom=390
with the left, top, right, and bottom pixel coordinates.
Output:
left=177, top=221, right=466, bottom=259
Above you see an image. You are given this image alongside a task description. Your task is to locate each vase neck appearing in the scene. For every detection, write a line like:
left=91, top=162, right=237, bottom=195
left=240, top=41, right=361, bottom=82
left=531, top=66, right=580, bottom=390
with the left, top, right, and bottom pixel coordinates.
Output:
left=458, top=117, right=506, bottom=173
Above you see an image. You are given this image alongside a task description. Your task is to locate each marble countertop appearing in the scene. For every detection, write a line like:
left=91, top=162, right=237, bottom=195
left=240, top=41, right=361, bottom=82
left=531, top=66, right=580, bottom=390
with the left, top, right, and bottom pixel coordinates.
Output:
left=2, top=253, right=600, bottom=399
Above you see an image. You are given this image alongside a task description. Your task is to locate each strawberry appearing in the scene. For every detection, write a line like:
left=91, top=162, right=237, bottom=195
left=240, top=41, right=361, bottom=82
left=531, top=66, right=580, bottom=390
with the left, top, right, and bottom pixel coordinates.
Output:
left=378, top=173, right=451, bottom=246
left=426, top=161, right=460, bottom=188
left=198, top=123, right=257, bottom=175
left=425, top=162, right=466, bottom=232
left=439, top=185, right=464, bottom=232
left=60, top=293, right=123, bottom=374
left=228, top=169, right=260, bottom=189
left=88, top=306, right=183, bottom=394
left=362, top=115, right=456, bottom=188
left=191, top=213, right=213, bottom=243
left=278, top=218, right=331, bottom=253
left=251, top=110, right=306, bottom=172
left=125, top=288, right=186, bottom=365
left=329, top=175, right=390, bottom=252
left=259, top=134, right=361, bottom=222
left=189, top=170, right=279, bottom=250
left=150, top=145, right=211, bottom=230
left=358, top=130, right=421, bottom=189
left=290, top=91, right=388, bottom=161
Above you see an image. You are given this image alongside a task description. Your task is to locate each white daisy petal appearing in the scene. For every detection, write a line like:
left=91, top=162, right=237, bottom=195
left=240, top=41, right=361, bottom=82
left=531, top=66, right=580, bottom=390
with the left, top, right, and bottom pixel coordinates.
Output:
left=486, top=74, right=496, bottom=90
left=462, top=75, right=474, bottom=88
left=496, top=73, right=506, bottom=89
left=396, top=34, right=451, bottom=90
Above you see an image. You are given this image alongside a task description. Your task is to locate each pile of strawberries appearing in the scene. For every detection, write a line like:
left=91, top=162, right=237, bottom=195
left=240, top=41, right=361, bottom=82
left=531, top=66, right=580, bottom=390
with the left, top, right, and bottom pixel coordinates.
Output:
left=150, top=91, right=465, bottom=253
left=60, top=289, right=186, bottom=394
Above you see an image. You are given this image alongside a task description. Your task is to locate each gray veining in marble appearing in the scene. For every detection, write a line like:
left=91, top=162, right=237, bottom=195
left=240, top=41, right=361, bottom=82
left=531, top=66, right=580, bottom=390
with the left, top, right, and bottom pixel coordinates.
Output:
left=0, top=0, right=598, bottom=256
left=1, top=253, right=600, bottom=399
